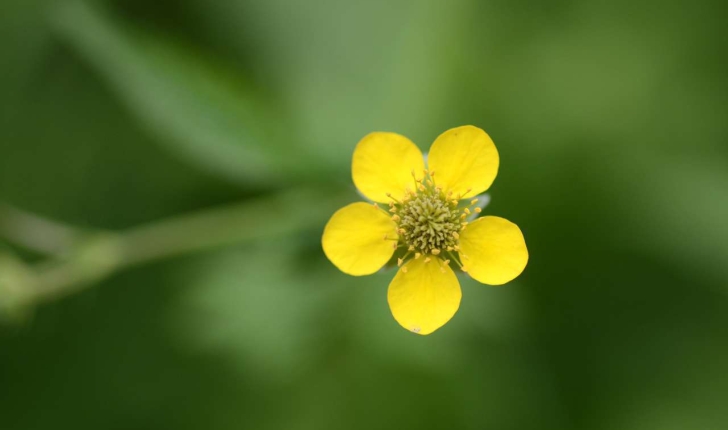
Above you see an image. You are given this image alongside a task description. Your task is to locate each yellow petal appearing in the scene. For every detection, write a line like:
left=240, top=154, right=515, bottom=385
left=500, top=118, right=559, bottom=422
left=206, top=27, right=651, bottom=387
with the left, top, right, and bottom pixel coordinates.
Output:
left=387, top=257, right=461, bottom=335
left=322, top=202, right=398, bottom=276
left=427, top=125, right=499, bottom=199
left=352, top=132, right=425, bottom=203
left=458, top=216, right=528, bottom=285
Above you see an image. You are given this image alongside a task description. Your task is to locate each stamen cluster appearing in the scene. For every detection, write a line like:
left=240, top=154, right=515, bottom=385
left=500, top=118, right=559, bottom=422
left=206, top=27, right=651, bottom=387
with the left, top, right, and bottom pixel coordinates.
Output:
left=384, top=170, right=482, bottom=271
left=398, top=190, right=461, bottom=255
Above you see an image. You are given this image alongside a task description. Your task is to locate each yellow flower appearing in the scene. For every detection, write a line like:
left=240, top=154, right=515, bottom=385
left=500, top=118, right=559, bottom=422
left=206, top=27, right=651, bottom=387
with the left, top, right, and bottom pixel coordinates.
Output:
left=322, top=125, right=528, bottom=335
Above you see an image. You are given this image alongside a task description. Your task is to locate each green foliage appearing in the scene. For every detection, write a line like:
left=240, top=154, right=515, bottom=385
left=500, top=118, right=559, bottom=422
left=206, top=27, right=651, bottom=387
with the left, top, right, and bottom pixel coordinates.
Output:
left=51, top=1, right=303, bottom=185
left=1, top=0, right=727, bottom=429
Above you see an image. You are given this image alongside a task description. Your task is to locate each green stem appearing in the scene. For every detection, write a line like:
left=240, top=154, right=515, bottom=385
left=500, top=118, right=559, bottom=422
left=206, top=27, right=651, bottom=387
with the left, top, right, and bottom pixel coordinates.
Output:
left=1, top=187, right=346, bottom=309
left=0, top=203, right=82, bottom=255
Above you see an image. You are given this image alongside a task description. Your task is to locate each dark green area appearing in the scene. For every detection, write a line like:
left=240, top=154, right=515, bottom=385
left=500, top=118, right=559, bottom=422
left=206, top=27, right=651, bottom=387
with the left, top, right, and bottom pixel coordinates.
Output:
left=2, top=0, right=727, bottom=429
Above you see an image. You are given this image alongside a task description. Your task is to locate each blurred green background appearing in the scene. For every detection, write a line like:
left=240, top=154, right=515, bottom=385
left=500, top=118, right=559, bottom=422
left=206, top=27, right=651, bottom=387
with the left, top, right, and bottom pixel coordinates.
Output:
left=2, top=0, right=727, bottom=429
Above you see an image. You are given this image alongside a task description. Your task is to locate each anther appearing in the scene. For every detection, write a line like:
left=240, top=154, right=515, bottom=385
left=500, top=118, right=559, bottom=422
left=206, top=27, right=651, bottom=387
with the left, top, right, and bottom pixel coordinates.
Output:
left=408, top=245, right=415, bottom=251
left=392, top=243, right=398, bottom=249
left=464, top=208, right=471, bottom=215
left=415, top=253, right=421, bottom=259
left=402, top=266, right=408, bottom=273
left=392, top=215, right=400, bottom=222
left=424, top=257, right=431, bottom=263
left=471, top=199, right=478, bottom=206
left=443, top=259, right=450, bottom=265
left=452, top=232, right=460, bottom=239
left=474, top=207, right=482, bottom=213
left=431, top=249, right=441, bottom=256
left=397, top=258, right=403, bottom=267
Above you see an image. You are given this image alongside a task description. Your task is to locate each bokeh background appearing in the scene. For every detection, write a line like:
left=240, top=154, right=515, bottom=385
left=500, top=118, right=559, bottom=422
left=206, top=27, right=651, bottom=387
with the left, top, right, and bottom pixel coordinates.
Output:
left=2, top=0, right=727, bottom=429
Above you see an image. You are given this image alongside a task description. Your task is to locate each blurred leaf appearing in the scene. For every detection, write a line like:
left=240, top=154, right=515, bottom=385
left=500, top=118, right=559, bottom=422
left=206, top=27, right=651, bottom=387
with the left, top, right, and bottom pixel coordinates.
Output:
left=0, top=37, right=246, bottom=227
left=188, top=0, right=477, bottom=169
left=50, top=1, right=307, bottom=186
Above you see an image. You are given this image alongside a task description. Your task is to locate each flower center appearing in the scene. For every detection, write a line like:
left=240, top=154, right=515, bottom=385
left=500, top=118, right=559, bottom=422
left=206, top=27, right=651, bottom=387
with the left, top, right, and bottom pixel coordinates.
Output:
left=386, top=170, right=481, bottom=265
left=398, top=190, right=461, bottom=255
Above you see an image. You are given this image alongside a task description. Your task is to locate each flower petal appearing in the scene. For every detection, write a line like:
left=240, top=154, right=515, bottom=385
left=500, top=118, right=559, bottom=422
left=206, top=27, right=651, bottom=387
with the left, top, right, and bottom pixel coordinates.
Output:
left=427, top=125, right=499, bottom=199
left=387, top=258, right=461, bottom=335
left=322, top=202, right=398, bottom=276
left=352, top=132, right=425, bottom=203
left=458, top=216, right=528, bottom=285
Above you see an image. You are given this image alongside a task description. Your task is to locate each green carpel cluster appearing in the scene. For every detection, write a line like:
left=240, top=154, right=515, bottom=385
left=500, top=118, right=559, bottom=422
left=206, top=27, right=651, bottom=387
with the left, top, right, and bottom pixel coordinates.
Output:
left=398, top=192, right=461, bottom=255
left=385, top=171, right=471, bottom=257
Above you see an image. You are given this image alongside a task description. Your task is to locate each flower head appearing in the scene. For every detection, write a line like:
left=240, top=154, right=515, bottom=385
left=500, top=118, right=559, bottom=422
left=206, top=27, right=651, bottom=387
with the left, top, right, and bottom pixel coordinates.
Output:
left=322, top=125, right=528, bottom=335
